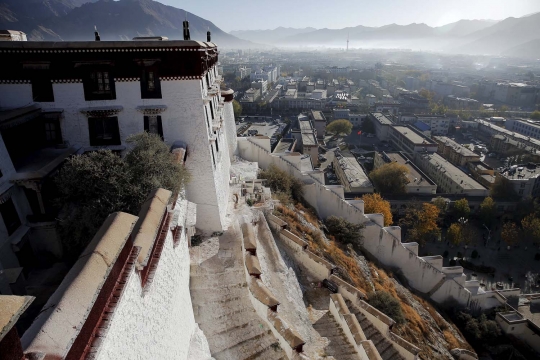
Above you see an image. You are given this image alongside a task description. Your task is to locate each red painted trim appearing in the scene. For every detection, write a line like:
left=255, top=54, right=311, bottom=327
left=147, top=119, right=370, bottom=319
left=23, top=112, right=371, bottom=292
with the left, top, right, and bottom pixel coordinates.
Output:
left=0, top=327, right=24, bottom=360
left=65, top=237, right=137, bottom=360
left=140, top=212, right=171, bottom=289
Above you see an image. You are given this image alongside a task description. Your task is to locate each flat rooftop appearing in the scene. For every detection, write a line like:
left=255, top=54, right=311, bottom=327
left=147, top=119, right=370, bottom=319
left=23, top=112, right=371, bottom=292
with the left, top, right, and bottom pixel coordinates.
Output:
left=420, top=153, right=487, bottom=190
left=335, top=152, right=372, bottom=189
left=380, top=152, right=436, bottom=187
left=302, top=132, right=317, bottom=146
left=310, top=110, right=325, bottom=122
left=434, top=136, right=478, bottom=158
left=392, top=125, right=436, bottom=145
left=299, top=119, right=313, bottom=132
left=500, top=163, right=540, bottom=180
left=371, top=112, right=393, bottom=125
left=273, top=138, right=295, bottom=153
left=477, top=119, right=540, bottom=148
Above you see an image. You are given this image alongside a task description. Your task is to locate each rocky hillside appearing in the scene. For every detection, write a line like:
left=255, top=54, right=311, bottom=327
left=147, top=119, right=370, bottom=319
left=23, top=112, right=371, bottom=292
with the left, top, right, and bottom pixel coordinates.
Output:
left=273, top=203, right=474, bottom=359
left=0, top=0, right=251, bottom=47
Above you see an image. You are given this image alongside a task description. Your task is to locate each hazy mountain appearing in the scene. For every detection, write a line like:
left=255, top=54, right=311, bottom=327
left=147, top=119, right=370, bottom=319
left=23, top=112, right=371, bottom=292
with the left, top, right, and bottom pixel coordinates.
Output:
left=0, top=0, right=251, bottom=47
left=503, top=39, right=540, bottom=59
left=455, top=13, right=540, bottom=55
left=230, top=26, right=317, bottom=44
left=434, top=19, right=498, bottom=37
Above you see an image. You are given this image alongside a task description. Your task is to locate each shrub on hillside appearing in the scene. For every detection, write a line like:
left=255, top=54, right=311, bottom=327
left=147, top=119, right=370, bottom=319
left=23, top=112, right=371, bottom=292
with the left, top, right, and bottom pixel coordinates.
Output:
left=324, top=216, right=364, bottom=247
left=367, top=291, right=406, bottom=324
left=258, top=163, right=303, bottom=202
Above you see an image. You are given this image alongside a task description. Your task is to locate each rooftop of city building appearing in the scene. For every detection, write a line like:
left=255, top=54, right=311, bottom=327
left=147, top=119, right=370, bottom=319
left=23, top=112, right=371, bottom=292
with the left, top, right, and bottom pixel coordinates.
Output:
left=419, top=153, right=487, bottom=190
left=335, top=152, right=372, bottom=189
left=392, top=125, right=436, bottom=145
left=434, top=136, right=478, bottom=158
left=370, top=112, right=393, bottom=125
left=379, top=152, right=436, bottom=187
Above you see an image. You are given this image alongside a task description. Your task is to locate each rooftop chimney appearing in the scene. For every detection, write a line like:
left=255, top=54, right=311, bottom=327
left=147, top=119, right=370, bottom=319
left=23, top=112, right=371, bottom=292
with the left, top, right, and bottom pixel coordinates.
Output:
left=183, top=12, right=190, bottom=41
left=207, top=27, right=211, bottom=42
left=94, top=26, right=100, bottom=41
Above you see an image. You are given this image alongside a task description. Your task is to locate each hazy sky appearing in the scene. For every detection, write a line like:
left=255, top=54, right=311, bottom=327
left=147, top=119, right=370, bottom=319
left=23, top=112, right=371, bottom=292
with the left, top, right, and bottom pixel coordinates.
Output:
left=156, top=0, right=540, bottom=32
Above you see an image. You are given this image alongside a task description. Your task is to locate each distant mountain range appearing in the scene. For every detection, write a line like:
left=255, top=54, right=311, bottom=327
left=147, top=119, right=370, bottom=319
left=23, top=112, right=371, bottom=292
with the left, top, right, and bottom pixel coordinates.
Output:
left=0, top=0, right=251, bottom=47
left=231, top=15, right=540, bottom=58
left=230, top=27, right=316, bottom=44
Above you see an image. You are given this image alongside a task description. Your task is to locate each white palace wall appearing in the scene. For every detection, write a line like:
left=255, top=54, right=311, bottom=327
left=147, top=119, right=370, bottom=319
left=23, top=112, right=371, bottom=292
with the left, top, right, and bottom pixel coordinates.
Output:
left=238, top=136, right=513, bottom=311
left=33, top=75, right=230, bottom=232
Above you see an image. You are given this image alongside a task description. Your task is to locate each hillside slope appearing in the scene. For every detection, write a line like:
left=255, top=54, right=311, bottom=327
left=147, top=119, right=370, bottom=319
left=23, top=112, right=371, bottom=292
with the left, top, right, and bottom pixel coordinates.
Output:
left=0, top=0, right=252, bottom=47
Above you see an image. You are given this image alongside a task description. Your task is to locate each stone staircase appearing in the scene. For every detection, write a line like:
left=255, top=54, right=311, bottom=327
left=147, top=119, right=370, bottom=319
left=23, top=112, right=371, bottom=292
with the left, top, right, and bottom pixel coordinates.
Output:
left=345, top=300, right=405, bottom=360
left=190, top=229, right=287, bottom=360
left=312, top=311, right=359, bottom=360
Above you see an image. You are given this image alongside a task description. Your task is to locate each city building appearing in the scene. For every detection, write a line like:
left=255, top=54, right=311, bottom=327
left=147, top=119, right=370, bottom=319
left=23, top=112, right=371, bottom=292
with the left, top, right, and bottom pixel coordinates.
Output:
left=505, top=118, right=540, bottom=140
left=333, top=152, right=374, bottom=194
left=308, top=110, right=326, bottom=139
left=490, top=134, right=536, bottom=155
left=251, top=80, right=268, bottom=95
left=374, top=152, right=437, bottom=194
left=444, top=95, right=480, bottom=110
left=389, top=125, right=438, bottom=154
left=414, top=115, right=450, bottom=136
left=496, top=295, right=540, bottom=355
left=434, top=136, right=481, bottom=167
left=498, top=163, right=540, bottom=198
left=367, top=112, right=393, bottom=141
left=413, top=153, right=489, bottom=196
left=290, top=116, right=318, bottom=166
left=477, top=119, right=540, bottom=151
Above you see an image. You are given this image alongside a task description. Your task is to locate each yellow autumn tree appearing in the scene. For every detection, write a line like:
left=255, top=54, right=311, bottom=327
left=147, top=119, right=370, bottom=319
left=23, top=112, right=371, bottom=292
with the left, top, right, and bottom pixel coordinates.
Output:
left=447, top=223, right=463, bottom=245
left=400, top=203, right=440, bottom=245
left=361, top=193, right=393, bottom=226
left=521, top=214, right=540, bottom=244
left=501, top=222, right=519, bottom=246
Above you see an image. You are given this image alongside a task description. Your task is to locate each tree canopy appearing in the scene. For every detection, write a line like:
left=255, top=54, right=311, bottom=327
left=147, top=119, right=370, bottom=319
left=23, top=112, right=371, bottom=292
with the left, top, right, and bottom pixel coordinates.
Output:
left=232, top=99, right=242, bottom=119
left=361, top=118, right=375, bottom=133
left=501, top=222, right=519, bottom=246
left=326, top=119, right=353, bottom=136
left=447, top=223, right=463, bottom=245
left=55, top=133, right=190, bottom=259
left=369, top=162, right=409, bottom=194
left=531, top=110, right=540, bottom=120
left=521, top=214, right=540, bottom=245
left=479, top=197, right=496, bottom=227
left=325, top=216, right=365, bottom=247
left=400, top=203, right=440, bottom=245
left=361, top=193, right=393, bottom=226
left=452, top=198, right=470, bottom=220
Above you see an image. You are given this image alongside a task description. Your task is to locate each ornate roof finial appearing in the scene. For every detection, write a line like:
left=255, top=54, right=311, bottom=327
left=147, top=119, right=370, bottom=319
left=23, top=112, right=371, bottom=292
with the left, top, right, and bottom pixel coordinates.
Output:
left=183, top=12, right=190, bottom=41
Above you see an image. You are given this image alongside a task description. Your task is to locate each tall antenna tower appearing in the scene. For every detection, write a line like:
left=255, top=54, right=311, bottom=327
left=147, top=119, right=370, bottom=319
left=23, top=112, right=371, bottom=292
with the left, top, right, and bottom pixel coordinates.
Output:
left=346, top=32, right=349, bottom=51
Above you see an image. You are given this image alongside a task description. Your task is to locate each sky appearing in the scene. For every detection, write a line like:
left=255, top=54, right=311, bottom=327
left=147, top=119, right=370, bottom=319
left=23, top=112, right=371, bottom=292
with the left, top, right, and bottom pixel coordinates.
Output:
left=156, top=0, right=540, bottom=32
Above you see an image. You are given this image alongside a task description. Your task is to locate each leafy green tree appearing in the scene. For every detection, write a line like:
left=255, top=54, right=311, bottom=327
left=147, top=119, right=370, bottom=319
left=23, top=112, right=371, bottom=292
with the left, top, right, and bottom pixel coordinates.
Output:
left=232, top=99, right=242, bottom=118
left=370, top=162, right=409, bottom=194
left=326, top=119, right=353, bottom=136
left=325, top=216, right=365, bottom=246
left=479, top=197, right=496, bottom=227
left=452, top=198, right=470, bottom=220
left=501, top=222, right=519, bottom=246
left=55, top=133, right=190, bottom=259
left=367, top=291, right=405, bottom=324
left=531, top=110, right=540, bottom=120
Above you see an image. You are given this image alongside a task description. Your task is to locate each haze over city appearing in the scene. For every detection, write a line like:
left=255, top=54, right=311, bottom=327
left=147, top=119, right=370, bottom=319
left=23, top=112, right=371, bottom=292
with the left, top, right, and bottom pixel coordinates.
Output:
left=159, top=0, right=540, bottom=31
left=1, top=1, right=540, bottom=360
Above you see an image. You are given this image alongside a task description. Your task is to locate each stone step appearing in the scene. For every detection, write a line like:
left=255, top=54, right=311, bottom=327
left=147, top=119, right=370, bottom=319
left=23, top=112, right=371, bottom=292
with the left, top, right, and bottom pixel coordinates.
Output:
left=212, top=331, right=282, bottom=360
left=190, top=272, right=246, bottom=289
left=196, top=308, right=257, bottom=335
left=243, top=342, right=287, bottom=360
left=190, top=283, right=248, bottom=302
left=208, top=319, right=268, bottom=354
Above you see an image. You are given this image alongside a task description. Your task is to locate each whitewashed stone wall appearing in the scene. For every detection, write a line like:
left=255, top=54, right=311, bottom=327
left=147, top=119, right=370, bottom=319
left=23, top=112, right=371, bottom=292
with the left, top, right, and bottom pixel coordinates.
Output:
left=95, top=203, right=207, bottom=360
left=23, top=67, right=229, bottom=232
left=0, top=84, right=33, bottom=108
left=222, top=99, right=237, bottom=158
left=238, top=137, right=511, bottom=311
